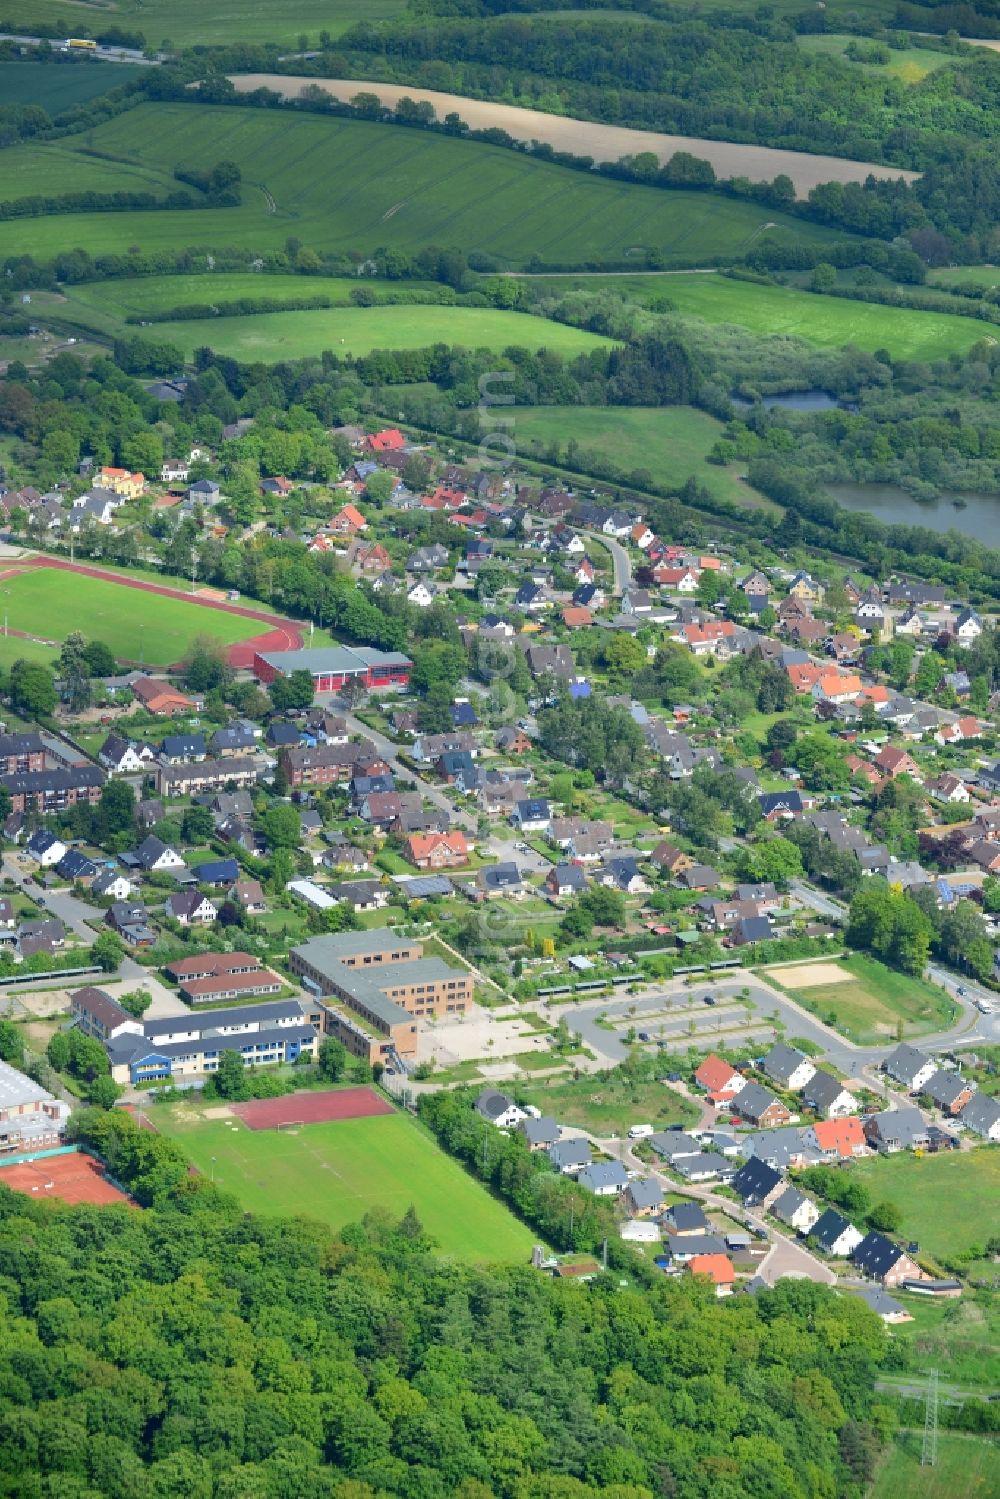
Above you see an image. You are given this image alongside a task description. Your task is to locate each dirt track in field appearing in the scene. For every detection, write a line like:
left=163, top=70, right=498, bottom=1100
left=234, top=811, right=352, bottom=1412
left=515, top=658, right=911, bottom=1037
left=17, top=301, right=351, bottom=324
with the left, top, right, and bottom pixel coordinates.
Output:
left=229, top=74, right=919, bottom=197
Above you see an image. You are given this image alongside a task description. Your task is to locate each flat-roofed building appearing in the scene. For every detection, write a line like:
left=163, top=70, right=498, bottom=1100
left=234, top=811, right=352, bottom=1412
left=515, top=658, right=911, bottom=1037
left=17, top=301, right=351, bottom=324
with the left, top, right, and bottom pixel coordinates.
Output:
left=254, top=644, right=412, bottom=692
left=106, top=999, right=316, bottom=1085
left=289, top=931, right=472, bottom=1066
left=0, top=1059, right=71, bottom=1153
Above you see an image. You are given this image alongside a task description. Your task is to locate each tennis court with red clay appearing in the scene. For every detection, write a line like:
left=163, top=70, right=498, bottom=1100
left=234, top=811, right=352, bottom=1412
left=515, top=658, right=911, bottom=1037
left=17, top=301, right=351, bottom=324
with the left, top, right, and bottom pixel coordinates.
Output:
left=232, top=1087, right=393, bottom=1131
left=0, top=1150, right=132, bottom=1206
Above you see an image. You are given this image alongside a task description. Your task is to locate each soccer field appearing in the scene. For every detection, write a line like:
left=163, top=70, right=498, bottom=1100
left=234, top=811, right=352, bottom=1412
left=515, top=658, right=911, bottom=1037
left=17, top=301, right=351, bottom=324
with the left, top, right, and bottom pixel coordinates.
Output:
left=155, top=1104, right=536, bottom=1263
left=0, top=568, right=265, bottom=666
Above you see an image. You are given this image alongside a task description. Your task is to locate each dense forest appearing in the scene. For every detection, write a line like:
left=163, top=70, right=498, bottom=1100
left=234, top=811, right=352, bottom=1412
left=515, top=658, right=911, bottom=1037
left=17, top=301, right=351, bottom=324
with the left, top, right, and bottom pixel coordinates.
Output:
left=0, top=1106, right=894, bottom=1498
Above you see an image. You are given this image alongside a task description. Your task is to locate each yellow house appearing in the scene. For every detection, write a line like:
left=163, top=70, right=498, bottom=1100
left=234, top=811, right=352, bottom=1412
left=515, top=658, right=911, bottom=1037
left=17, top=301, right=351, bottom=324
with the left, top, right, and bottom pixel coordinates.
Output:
left=787, top=570, right=824, bottom=605
left=96, top=467, right=146, bottom=499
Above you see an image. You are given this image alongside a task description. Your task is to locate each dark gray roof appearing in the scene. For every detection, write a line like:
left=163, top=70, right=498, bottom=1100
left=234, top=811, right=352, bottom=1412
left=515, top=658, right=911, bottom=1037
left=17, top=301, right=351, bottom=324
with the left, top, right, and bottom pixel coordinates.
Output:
left=851, top=1231, right=910, bottom=1278
left=731, top=1157, right=783, bottom=1204
left=579, top=1160, right=629, bottom=1193
left=958, top=1092, right=1000, bottom=1136
left=662, top=1201, right=709, bottom=1234
left=812, top=1209, right=856, bottom=1250
left=548, top=1138, right=592, bottom=1170
left=882, top=1042, right=933, bottom=1086
left=762, top=1042, right=813, bottom=1087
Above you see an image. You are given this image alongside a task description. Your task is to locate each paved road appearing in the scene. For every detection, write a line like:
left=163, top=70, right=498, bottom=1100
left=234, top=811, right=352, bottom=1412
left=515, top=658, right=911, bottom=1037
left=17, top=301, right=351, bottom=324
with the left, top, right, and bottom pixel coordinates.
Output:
left=555, top=968, right=990, bottom=1078
left=583, top=532, right=632, bottom=595
left=340, top=710, right=477, bottom=833
left=789, top=879, right=848, bottom=923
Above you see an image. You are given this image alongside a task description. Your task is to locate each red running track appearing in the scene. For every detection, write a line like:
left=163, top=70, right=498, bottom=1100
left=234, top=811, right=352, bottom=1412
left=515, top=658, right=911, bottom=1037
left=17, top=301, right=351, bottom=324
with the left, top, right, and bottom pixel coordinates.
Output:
left=15, top=556, right=304, bottom=665
left=232, top=1087, right=394, bottom=1131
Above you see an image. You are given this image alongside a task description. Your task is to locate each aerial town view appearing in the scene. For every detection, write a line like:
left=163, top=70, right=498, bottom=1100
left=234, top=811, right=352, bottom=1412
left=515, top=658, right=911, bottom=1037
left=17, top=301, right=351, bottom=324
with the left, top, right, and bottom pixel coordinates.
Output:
left=0, top=3, right=999, bottom=1495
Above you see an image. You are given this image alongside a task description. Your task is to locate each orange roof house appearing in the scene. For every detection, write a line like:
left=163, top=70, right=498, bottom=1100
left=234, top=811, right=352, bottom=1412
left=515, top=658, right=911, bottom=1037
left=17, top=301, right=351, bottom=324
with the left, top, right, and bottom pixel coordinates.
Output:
left=812, top=672, right=863, bottom=703
left=562, top=606, right=594, bottom=628
left=404, top=830, right=470, bottom=869
left=687, top=1253, right=735, bottom=1295
left=130, top=677, right=196, bottom=717
left=95, top=467, right=145, bottom=498
left=786, top=662, right=824, bottom=693
left=694, top=1054, right=745, bottom=1100
left=366, top=428, right=407, bottom=453
left=809, top=1116, right=867, bottom=1159
left=331, top=503, right=367, bottom=535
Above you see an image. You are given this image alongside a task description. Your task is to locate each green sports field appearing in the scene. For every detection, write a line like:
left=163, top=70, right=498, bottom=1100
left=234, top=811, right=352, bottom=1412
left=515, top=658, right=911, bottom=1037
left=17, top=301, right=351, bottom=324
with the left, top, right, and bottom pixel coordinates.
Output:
left=849, top=1147, right=1000, bottom=1263
left=654, top=274, right=989, bottom=361
left=155, top=1103, right=536, bottom=1262
left=151, top=304, right=612, bottom=362
left=0, top=103, right=852, bottom=268
left=0, top=568, right=266, bottom=666
left=512, top=405, right=776, bottom=509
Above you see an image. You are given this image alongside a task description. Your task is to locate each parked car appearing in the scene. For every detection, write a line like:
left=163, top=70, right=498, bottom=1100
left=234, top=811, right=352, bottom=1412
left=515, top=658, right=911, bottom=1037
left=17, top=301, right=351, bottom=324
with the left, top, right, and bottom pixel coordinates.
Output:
left=703, top=995, right=716, bottom=1006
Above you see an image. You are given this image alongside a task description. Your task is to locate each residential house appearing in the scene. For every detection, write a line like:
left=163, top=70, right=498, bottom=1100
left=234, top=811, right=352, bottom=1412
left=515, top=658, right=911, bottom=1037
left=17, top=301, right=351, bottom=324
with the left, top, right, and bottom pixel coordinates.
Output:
left=228, top=878, right=267, bottom=914
left=731, top=1082, right=791, bottom=1129
left=651, top=841, right=693, bottom=876
left=806, top=1116, right=867, bottom=1160
left=548, top=1138, right=592, bottom=1175
left=864, top=1107, right=930, bottom=1153
left=852, top=1232, right=923, bottom=1288
left=874, top=745, right=921, bottom=781
left=132, top=835, right=186, bottom=874
left=404, top=831, right=470, bottom=869
left=787, top=570, right=824, bottom=605
left=624, top=1178, right=663, bottom=1217
left=91, top=867, right=133, bottom=901
left=771, top=1186, right=820, bottom=1235
left=474, top=1089, right=527, bottom=1129
left=686, top=1253, right=735, bottom=1297
left=958, top=1092, right=1000, bottom=1140
left=761, top=1043, right=817, bottom=1092
left=98, top=734, right=154, bottom=775
left=882, top=1043, right=937, bottom=1094
left=165, top=890, right=218, bottom=926
left=694, top=1054, right=746, bottom=1104
left=579, top=1160, right=629, bottom=1196
left=801, top=1072, right=857, bottom=1120
left=730, top=1158, right=784, bottom=1208
left=811, top=1210, right=864, bottom=1257
left=921, top=1070, right=974, bottom=1116
left=511, top=798, right=551, bottom=833
left=661, top=1202, right=710, bottom=1236
left=477, top=863, right=523, bottom=898
left=27, top=830, right=67, bottom=867
left=518, top=1116, right=560, bottom=1151
left=545, top=862, right=588, bottom=898
left=597, top=856, right=649, bottom=894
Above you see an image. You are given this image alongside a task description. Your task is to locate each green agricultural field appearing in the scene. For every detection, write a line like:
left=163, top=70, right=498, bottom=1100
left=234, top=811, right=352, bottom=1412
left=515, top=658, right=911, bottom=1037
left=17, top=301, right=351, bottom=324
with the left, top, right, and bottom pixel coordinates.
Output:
left=516, top=1072, right=699, bottom=1138
left=0, top=61, right=145, bottom=112
left=151, top=304, right=613, bottom=363
left=66, top=272, right=441, bottom=320
left=154, top=1102, right=535, bottom=1262
left=766, top=953, right=957, bottom=1043
left=653, top=274, right=989, bottom=360
left=0, top=0, right=401, bottom=47
left=0, top=103, right=853, bottom=268
left=929, top=265, right=1000, bottom=291
left=871, top=1433, right=1000, bottom=1499
left=0, top=567, right=266, bottom=665
left=797, top=34, right=958, bottom=83
left=849, top=1148, right=1000, bottom=1263
left=512, top=405, right=775, bottom=510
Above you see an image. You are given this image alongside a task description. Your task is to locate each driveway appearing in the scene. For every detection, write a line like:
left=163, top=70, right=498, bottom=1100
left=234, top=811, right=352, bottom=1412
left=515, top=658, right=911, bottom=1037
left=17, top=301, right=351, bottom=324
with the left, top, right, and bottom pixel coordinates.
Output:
left=583, top=532, right=631, bottom=594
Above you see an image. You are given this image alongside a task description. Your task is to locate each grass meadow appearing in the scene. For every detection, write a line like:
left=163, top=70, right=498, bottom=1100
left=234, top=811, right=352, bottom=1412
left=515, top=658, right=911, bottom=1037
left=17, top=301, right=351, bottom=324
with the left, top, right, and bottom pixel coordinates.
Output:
left=0, top=568, right=264, bottom=665
left=511, top=405, right=775, bottom=509
left=849, top=1147, right=1000, bottom=1263
left=797, top=34, right=959, bottom=83
left=154, top=1102, right=536, bottom=1262
left=768, top=953, right=957, bottom=1043
left=151, top=304, right=613, bottom=362
left=0, top=104, right=853, bottom=267
left=871, top=1433, right=1000, bottom=1499
left=889, top=1294, right=1000, bottom=1395
left=0, top=0, right=400, bottom=47
left=516, top=1072, right=698, bottom=1138
left=653, top=274, right=989, bottom=360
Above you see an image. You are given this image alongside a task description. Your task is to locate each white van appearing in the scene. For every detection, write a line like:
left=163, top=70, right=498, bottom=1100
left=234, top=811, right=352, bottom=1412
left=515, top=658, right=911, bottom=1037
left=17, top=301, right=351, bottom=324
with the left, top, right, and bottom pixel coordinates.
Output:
left=628, top=1124, right=654, bottom=1140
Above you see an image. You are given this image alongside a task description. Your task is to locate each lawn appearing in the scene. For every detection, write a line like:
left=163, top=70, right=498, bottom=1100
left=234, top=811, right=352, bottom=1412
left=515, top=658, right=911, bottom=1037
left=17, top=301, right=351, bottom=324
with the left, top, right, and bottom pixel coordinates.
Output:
left=0, top=61, right=146, bottom=112
left=768, top=953, right=957, bottom=1043
left=0, top=103, right=851, bottom=267
left=654, top=274, right=989, bottom=361
left=150, top=305, right=612, bottom=364
left=849, top=1147, right=1000, bottom=1263
left=0, top=0, right=402, bottom=47
left=511, top=405, right=775, bottom=510
left=516, top=1073, right=699, bottom=1138
left=871, top=1433, right=1000, bottom=1499
left=154, top=1102, right=535, bottom=1262
left=0, top=568, right=266, bottom=666
left=797, top=34, right=959, bottom=83
left=889, top=1293, right=1000, bottom=1395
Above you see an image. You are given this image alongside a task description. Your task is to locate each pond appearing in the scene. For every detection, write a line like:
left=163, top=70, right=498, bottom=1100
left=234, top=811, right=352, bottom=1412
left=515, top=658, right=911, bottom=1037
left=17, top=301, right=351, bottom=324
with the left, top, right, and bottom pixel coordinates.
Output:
left=731, top=390, right=848, bottom=412
left=827, top=482, right=1000, bottom=545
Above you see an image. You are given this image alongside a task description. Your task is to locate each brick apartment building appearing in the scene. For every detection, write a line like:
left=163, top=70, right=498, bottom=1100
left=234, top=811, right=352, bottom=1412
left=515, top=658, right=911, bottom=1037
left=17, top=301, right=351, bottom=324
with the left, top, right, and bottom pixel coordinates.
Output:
left=157, top=757, right=262, bottom=797
left=281, top=742, right=381, bottom=787
left=289, top=931, right=473, bottom=1065
left=164, top=951, right=282, bottom=1004
left=0, top=732, right=46, bottom=774
left=2, top=766, right=105, bottom=813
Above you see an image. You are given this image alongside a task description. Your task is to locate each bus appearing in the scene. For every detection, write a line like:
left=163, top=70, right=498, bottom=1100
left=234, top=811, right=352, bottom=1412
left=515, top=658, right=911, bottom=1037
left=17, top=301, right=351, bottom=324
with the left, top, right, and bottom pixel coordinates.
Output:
left=65, top=37, right=98, bottom=49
